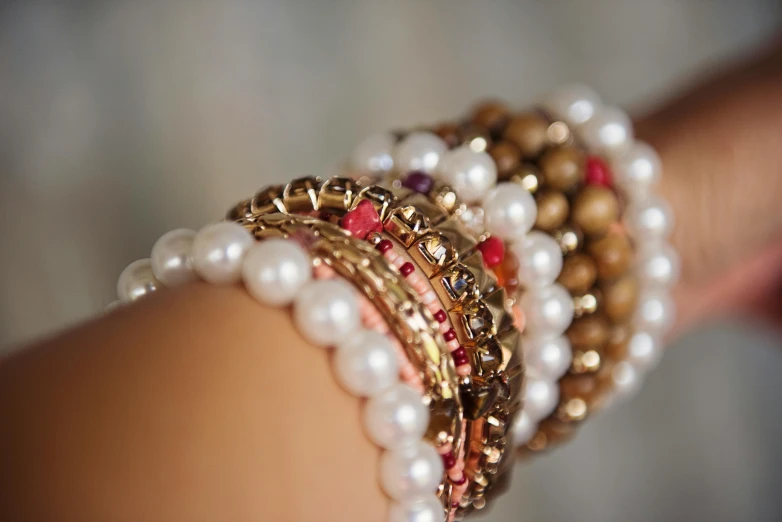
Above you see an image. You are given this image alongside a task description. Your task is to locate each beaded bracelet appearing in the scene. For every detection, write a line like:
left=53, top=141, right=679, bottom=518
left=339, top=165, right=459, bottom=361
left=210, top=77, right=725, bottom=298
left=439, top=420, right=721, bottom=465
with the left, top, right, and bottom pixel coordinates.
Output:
left=227, top=179, right=523, bottom=518
left=347, top=84, right=678, bottom=461
left=115, top=218, right=450, bottom=521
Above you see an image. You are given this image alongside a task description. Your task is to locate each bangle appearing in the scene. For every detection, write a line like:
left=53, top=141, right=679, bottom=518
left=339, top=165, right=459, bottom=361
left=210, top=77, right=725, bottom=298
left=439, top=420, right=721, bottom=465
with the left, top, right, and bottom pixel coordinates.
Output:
left=115, top=218, right=450, bottom=521
left=228, top=178, right=523, bottom=518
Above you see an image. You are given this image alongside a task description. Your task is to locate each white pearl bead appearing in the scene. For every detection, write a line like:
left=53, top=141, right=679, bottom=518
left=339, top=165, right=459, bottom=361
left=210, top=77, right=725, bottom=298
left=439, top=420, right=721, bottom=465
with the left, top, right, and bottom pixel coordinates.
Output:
left=483, top=182, right=537, bottom=241
left=519, top=283, right=574, bottom=337
left=612, top=141, right=661, bottom=202
left=626, top=331, right=664, bottom=372
left=389, top=495, right=445, bottom=522
left=611, top=360, right=642, bottom=399
left=241, top=239, right=312, bottom=307
left=350, top=132, right=395, bottom=173
left=523, top=334, right=572, bottom=380
left=541, top=83, right=603, bottom=126
left=636, top=242, right=680, bottom=289
left=150, top=229, right=197, bottom=287
left=524, top=375, right=560, bottom=422
left=293, top=279, right=360, bottom=347
left=334, top=329, right=399, bottom=397
left=634, top=290, right=676, bottom=334
left=192, top=222, right=253, bottom=284
left=117, top=259, right=160, bottom=301
left=512, top=231, right=563, bottom=288
left=364, top=383, right=429, bottom=450
left=579, top=106, right=633, bottom=156
left=380, top=441, right=444, bottom=501
left=511, top=410, right=537, bottom=447
left=438, top=146, right=497, bottom=204
left=624, top=195, right=675, bottom=243
left=393, top=131, right=447, bottom=174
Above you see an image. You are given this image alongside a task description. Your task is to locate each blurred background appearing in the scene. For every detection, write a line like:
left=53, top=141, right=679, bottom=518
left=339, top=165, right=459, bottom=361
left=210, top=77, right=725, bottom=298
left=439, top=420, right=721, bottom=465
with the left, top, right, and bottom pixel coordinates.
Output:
left=1, top=1, right=782, bottom=521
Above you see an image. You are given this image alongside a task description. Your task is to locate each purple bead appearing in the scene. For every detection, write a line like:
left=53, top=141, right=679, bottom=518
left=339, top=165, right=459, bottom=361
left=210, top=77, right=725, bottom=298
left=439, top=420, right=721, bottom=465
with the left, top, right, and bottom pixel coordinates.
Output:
left=402, top=171, right=434, bottom=194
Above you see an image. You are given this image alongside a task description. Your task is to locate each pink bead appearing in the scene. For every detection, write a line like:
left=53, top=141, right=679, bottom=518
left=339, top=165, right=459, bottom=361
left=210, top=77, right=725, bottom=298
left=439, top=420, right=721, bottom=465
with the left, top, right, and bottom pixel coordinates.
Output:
left=384, top=250, right=399, bottom=264
left=313, top=264, right=335, bottom=279
left=447, top=339, right=461, bottom=352
left=439, top=322, right=451, bottom=334
left=421, top=291, right=438, bottom=305
left=393, top=256, right=406, bottom=269
left=456, top=365, right=471, bottom=376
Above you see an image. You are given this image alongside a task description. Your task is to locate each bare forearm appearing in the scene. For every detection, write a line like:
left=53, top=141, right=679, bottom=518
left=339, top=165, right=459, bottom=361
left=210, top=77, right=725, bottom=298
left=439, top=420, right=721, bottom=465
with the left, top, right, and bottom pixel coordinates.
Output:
left=0, top=283, right=384, bottom=522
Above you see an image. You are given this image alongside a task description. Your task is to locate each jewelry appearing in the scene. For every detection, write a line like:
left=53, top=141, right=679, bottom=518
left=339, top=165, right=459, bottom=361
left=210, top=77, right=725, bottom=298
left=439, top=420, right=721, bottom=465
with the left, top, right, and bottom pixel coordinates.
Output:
left=115, top=218, right=449, bottom=521
left=228, top=178, right=523, bottom=518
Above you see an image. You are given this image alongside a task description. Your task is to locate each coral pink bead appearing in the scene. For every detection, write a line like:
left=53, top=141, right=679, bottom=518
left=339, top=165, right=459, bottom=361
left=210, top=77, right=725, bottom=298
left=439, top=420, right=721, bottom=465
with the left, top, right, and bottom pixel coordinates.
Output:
left=447, top=340, right=461, bottom=352
left=439, top=322, right=451, bottom=334
left=585, top=155, right=613, bottom=186
left=339, top=200, right=382, bottom=239
left=384, top=250, right=399, bottom=264
left=434, top=310, right=447, bottom=323
left=392, top=256, right=406, bottom=269
left=477, top=236, right=505, bottom=268
left=400, top=262, right=415, bottom=277
left=452, top=474, right=466, bottom=486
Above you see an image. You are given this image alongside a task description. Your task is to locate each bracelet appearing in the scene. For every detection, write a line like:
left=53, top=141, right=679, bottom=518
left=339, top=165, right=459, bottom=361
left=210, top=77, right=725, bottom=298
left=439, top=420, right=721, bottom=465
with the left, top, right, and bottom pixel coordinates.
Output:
left=346, top=84, right=678, bottom=462
left=115, top=218, right=449, bottom=521
left=227, top=178, right=523, bottom=518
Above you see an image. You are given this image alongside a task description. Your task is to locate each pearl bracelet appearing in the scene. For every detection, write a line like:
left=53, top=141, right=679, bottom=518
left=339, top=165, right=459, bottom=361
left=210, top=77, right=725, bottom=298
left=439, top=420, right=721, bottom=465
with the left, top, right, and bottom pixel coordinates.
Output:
left=348, top=84, right=679, bottom=462
left=115, top=220, right=448, bottom=521
left=228, top=180, right=524, bottom=518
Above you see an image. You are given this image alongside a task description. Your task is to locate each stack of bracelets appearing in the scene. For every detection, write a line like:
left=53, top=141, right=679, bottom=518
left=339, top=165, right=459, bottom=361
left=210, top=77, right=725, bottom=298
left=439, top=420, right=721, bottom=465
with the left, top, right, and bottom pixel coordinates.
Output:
left=112, top=84, right=678, bottom=521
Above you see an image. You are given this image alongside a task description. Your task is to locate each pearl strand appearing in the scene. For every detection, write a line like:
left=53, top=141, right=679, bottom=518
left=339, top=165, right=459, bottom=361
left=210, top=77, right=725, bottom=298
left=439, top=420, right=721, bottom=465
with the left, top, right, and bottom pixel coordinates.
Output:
left=538, top=84, right=677, bottom=406
left=115, top=223, right=446, bottom=522
left=348, top=129, right=578, bottom=464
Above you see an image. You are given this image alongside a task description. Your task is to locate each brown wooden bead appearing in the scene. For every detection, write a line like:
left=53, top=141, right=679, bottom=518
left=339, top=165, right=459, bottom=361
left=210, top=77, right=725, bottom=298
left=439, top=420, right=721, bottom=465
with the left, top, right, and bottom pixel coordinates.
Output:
left=557, top=253, right=597, bottom=294
left=489, top=141, right=522, bottom=178
left=567, top=315, right=611, bottom=348
left=471, top=100, right=510, bottom=135
left=534, top=189, right=569, bottom=232
left=503, top=112, right=550, bottom=157
left=560, top=373, right=599, bottom=400
left=433, top=122, right=462, bottom=149
left=601, top=276, right=639, bottom=323
left=588, top=233, right=633, bottom=281
left=604, top=325, right=631, bottom=361
left=539, top=146, right=585, bottom=192
left=571, top=185, right=619, bottom=236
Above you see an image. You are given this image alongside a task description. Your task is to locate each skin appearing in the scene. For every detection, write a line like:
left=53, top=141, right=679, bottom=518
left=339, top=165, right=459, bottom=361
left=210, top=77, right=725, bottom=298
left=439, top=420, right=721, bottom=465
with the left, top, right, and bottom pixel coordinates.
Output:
left=1, top=40, right=782, bottom=522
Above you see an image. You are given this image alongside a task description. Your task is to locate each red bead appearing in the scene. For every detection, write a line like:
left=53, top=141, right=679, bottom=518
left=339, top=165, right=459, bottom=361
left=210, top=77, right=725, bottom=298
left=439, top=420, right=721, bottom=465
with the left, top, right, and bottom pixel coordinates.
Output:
left=452, top=347, right=467, bottom=359
left=339, top=199, right=383, bottom=240
left=452, top=474, right=466, bottom=485
left=454, top=354, right=470, bottom=366
left=443, top=329, right=457, bottom=342
left=376, top=239, right=393, bottom=253
left=477, top=236, right=505, bottom=268
left=442, top=452, right=456, bottom=469
left=585, top=156, right=613, bottom=186
left=400, top=262, right=415, bottom=277
left=434, top=310, right=447, bottom=323
left=452, top=502, right=460, bottom=509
